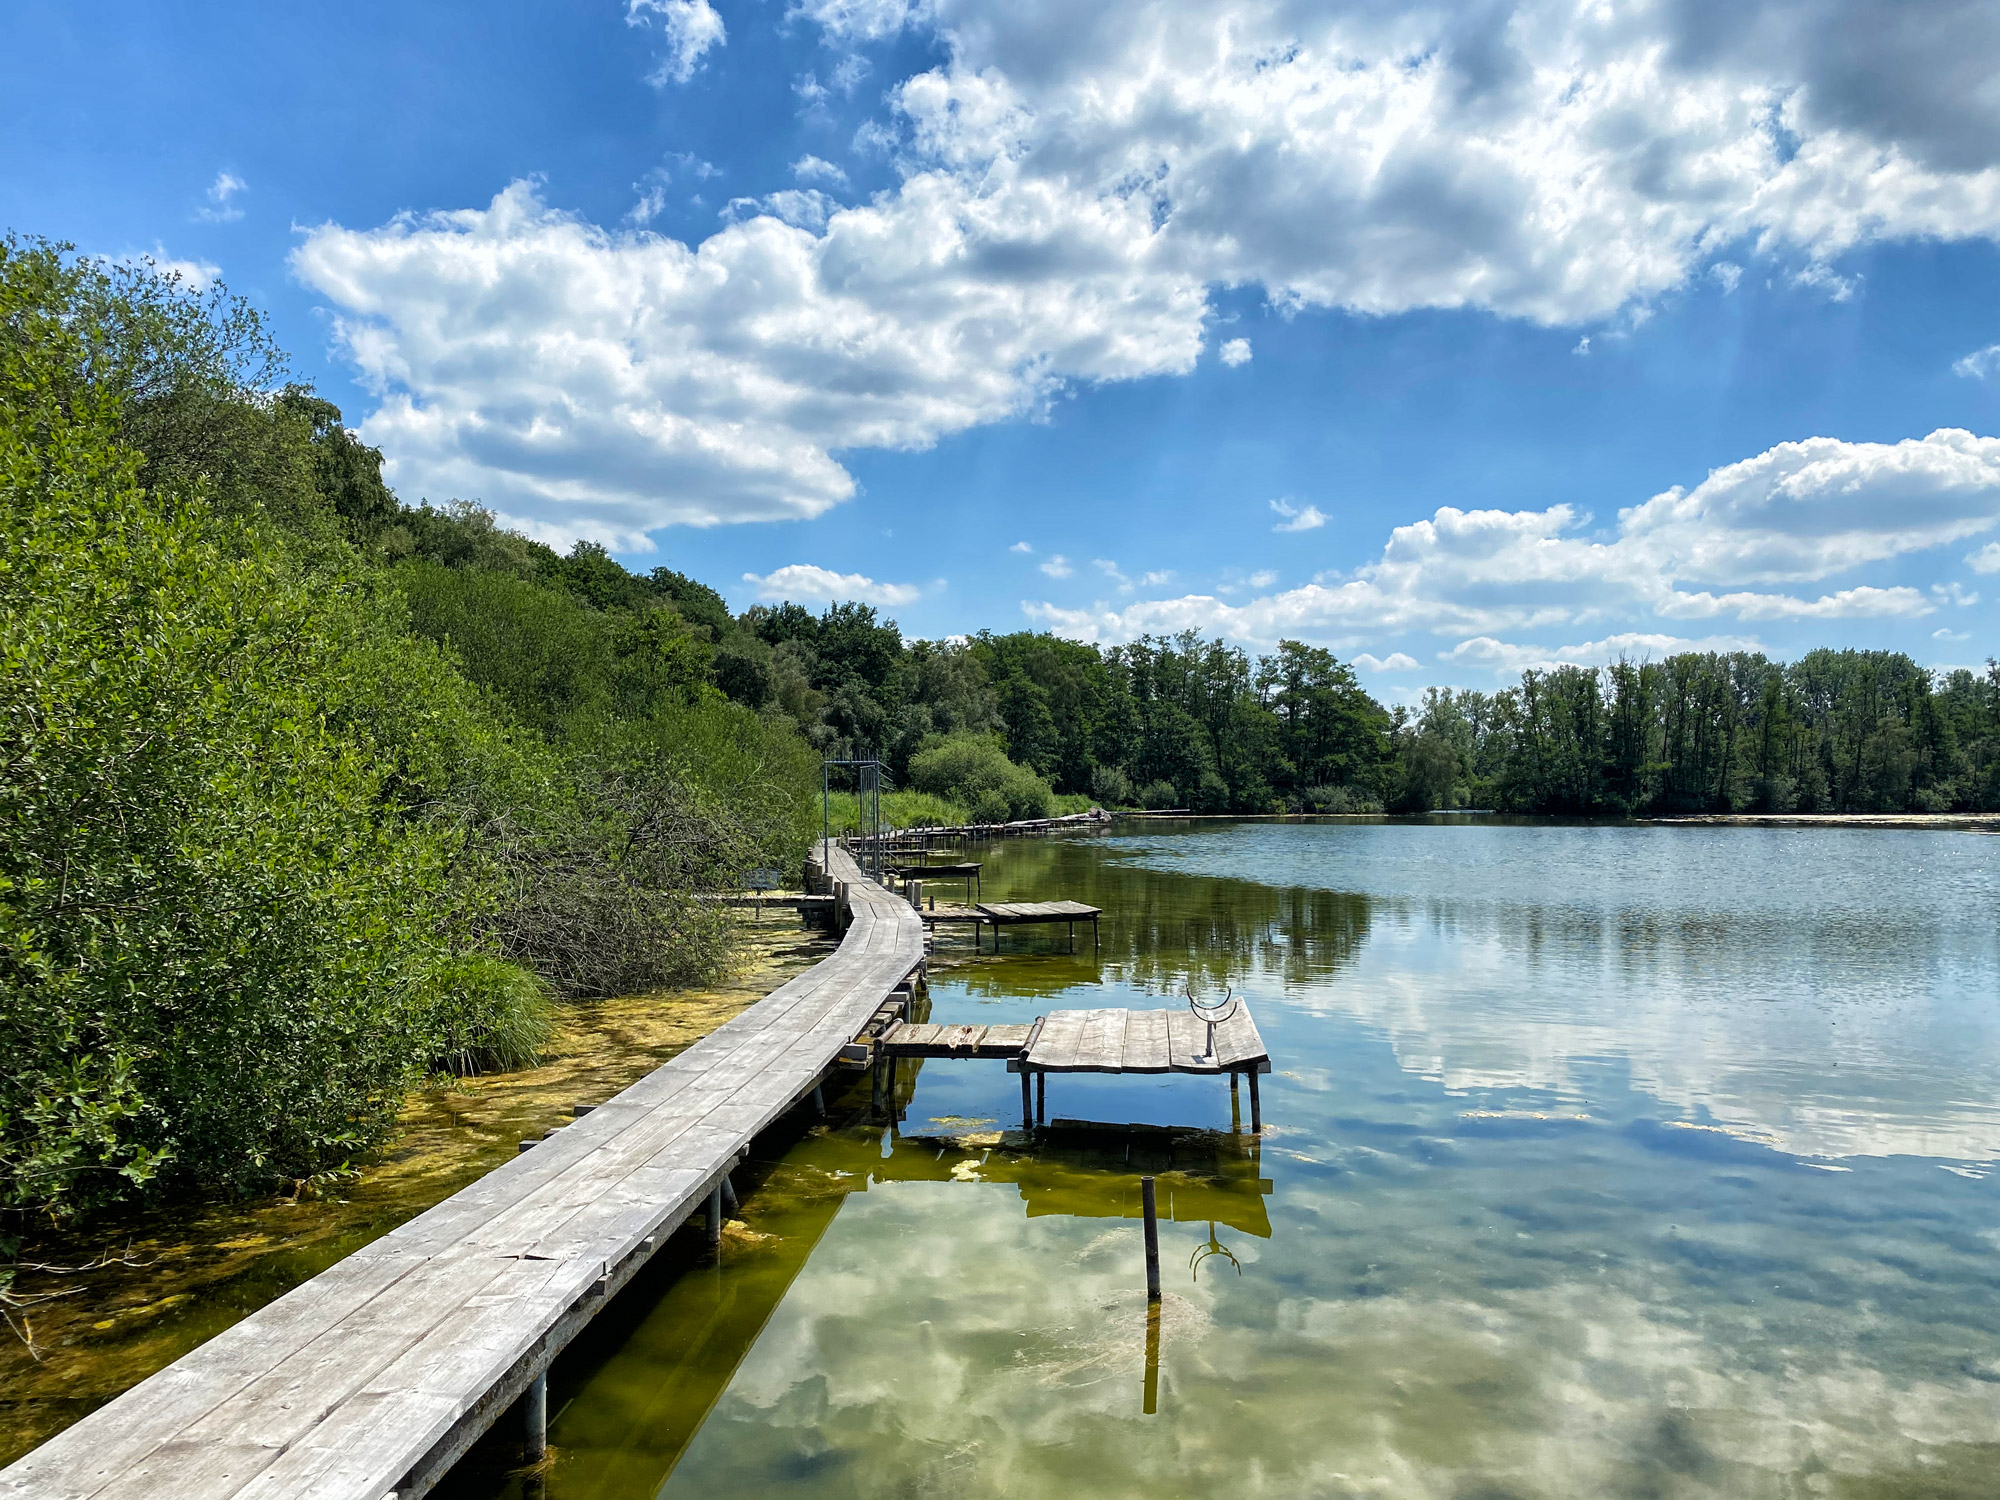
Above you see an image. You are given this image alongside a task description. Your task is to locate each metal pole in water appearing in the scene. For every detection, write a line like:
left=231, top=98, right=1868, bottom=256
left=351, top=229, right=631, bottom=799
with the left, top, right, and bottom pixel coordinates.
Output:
left=1247, top=1070, right=1262, bottom=1133
left=707, top=1182, right=724, bottom=1252
left=1020, top=1069, right=1032, bottom=1130
left=524, top=1371, right=548, bottom=1461
left=721, top=1173, right=740, bottom=1215
left=811, top=1084, right=827, bottom=1118
left=1141, top=1176, right=1161, bottom=1302
left=1035, top=1070, right=1046, bottom=1123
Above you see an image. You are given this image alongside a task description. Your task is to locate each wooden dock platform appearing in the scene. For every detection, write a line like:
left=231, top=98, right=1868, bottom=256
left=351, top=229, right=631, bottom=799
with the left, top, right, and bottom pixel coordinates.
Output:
left=703, top=892, right=836, bottom=911
left=878, top=1000, right=1271, bottom=1129
left=1022, top=1004, right=1267, bottom=1075
left=977, top=900, right=1101, bottom=953
left=1, top=842, right=921, bottom=1500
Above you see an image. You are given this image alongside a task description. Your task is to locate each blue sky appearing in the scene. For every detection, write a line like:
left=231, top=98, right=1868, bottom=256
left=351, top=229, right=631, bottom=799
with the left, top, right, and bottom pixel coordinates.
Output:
left=7, top=0, right=2000, bottom=689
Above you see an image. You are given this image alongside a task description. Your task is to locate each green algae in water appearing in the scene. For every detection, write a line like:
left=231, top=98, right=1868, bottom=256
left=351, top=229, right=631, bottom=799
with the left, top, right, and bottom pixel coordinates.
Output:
left=441, top=821, right=2000, bottom=1499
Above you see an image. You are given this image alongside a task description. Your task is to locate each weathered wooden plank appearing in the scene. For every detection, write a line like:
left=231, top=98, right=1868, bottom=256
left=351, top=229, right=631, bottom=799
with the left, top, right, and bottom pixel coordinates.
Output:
left=1213, top=1005, right=1269, bottom=1069
left=1023, top=1008, right=1086, bottom=1070
left=1120, top=1009, right=1172, bottom=1072
left=1073, top=1009, right=1129, bottom=1072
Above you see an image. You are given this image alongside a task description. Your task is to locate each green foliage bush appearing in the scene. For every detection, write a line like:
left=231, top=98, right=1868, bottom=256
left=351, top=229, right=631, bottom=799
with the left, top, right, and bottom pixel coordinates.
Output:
left=0, top=251, right=511, bottom=1214
left=906, top=733, right=1055, bottom=822
left=821, top=790, right=969, bottom=835
left=0, top=238, right=827, bottom=1219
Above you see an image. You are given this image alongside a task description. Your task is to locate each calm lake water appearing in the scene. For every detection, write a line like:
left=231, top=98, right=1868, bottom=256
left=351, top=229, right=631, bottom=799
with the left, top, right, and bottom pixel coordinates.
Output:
left=446, top=819, right=2000, bottom=1500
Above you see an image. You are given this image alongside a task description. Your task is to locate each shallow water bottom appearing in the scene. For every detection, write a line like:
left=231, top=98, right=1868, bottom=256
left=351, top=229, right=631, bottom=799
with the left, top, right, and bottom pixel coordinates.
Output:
left=441, top=821, right=2000, bottom=1500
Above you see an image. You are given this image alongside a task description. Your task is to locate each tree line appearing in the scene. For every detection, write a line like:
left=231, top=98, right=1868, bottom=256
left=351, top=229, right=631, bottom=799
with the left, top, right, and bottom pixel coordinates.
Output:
left=695, top=610, right=1998, bottom=817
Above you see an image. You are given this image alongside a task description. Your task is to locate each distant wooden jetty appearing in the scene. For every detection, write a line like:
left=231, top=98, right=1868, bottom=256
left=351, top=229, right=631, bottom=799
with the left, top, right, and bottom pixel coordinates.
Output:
left=916, top=899, right=1102, bottom=952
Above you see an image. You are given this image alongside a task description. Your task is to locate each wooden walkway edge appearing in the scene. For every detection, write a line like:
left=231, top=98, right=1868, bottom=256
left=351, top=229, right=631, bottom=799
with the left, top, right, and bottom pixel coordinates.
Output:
left=1, top=842, right=922, bottom=1500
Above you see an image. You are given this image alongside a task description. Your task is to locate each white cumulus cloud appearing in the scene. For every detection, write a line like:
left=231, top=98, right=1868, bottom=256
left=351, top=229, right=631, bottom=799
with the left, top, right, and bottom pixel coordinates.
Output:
left=1023, top=428, right=2000, bottom=658
left=1438, top=632, right=1767, bottom=676
left=743, top=563, right=922, bottom=606
left=293, top=178, right=1202, bottom=545
left=1957, top=344, right=2000, bottom=379
left=1039, top=554, right=1074, bottom=579
left=297, top=1, right=2000, bottom=546
left=1967, top=541, right=2000, bottom=574
left=792, top=155, right=850, bottom=187
left=116, top=246, right=222, bottom=292
left=1271, top=499, right=1327, bottom=532
left=629, top=0, right=726, bottom=85
left=1219, top=337, right=1252, bottom=366
left=196, top=171, right=246, bottom=223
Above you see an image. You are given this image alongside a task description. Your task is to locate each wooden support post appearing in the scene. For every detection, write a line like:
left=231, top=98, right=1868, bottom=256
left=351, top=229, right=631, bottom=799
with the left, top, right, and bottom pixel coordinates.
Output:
left=524, top=1371, right=548, bottom=1461
left=871, top=1050, right=887, bottom=1118
left=1020, top=1069, right=1033, bottom=1130
left=707, top=1181, right=724, bottom=1252
left=1229, top=1071, right=1241, bottom=1132
left=1247, top=1070, right=1262, bottom=1133
left=811, top=1083, right=826, bottom=1118
left=1035, top=1069, right=1046, bottom=1123
left=1141, top=1176, right=1162, bottom=1302
left=721, top=1173, right=740, bottom=1215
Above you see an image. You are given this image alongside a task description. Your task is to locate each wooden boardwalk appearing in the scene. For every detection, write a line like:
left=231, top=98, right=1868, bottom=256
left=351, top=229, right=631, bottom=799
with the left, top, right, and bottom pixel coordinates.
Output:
left=1, top=842, right=922, bottom=1500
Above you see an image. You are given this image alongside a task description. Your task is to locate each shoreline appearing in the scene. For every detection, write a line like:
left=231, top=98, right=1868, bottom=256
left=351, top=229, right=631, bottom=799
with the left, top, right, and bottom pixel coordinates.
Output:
left=1641, top=812, right=2000, bottom=830
left=1108, top=810, right=2000, bottom=830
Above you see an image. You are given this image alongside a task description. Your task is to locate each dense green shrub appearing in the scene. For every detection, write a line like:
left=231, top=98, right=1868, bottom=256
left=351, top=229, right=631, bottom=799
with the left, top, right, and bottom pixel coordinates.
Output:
left=0, top=258, right=519, bottom=1214
left=906, top=733, right=1054, bottom=822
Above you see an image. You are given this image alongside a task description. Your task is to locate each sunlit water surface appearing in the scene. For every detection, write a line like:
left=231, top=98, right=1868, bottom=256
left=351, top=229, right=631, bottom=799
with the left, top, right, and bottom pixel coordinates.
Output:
left=449, top=820, right=2000, bottom=1500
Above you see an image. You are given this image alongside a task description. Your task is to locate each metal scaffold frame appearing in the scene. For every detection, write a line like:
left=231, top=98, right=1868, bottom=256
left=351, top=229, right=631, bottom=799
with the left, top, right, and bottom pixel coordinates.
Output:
left=823, top=757, right=889, bottom=883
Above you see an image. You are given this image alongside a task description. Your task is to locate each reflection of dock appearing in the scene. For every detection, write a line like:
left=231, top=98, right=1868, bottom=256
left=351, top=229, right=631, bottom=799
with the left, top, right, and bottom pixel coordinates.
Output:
left=883, top=1123, right=1273, bottom=1237
left=505, top=1118, right=1269, bottom=1494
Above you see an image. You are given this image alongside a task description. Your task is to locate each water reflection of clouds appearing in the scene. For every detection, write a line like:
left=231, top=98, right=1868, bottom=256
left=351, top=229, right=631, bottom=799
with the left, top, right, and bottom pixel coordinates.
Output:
left=1108, top=825, right=2000, bottom=1165
left=1287, top=919, right=2000, bottom=1163
left=662, top=1178, right=2000, bottom=1500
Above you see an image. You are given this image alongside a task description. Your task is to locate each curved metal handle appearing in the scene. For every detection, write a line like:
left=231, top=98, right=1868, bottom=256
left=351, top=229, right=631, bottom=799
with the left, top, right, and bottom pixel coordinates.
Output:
left=1184, top=983, right=1240, bottom=1024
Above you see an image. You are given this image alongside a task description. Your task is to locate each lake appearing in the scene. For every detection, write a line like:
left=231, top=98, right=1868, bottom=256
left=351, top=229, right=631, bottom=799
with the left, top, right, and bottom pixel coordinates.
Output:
left=444, top=818, right=2000, bottom=1500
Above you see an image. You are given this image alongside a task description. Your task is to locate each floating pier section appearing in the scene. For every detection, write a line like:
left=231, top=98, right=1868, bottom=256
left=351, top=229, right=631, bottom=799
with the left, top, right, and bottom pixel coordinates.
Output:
left=1, top=842, right=921, bottom=1500
left=879, top=1000, right=1271, bottom=1130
